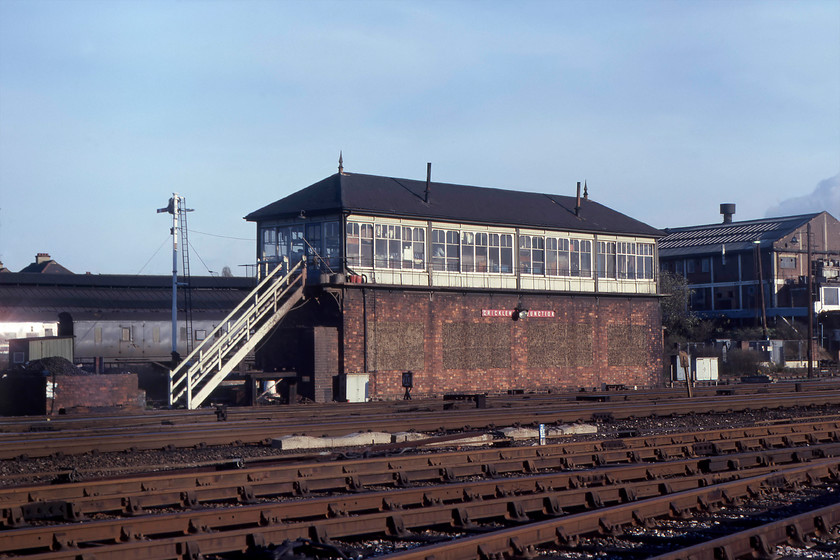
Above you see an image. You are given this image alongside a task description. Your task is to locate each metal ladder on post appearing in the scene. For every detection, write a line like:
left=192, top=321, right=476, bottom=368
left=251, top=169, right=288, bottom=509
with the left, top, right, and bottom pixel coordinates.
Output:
left=178, top=200, right=194, bottom=355
left=168, top=257, right=306, bottom=409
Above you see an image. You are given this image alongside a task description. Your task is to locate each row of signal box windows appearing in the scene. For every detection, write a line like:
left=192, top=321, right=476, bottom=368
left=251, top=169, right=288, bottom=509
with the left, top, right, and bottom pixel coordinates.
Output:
left=344, top=224, right=655, bottom=280
left=260, top=221, right=655, bottom=281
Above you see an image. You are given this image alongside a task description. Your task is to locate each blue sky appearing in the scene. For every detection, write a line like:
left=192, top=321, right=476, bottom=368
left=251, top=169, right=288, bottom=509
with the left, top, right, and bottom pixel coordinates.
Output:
left=1, top=0, right=838, bottom=276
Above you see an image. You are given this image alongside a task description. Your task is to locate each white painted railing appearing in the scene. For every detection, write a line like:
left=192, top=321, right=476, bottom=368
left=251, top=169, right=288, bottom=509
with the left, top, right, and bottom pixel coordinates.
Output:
left=169, top=257, right=306, bottom=409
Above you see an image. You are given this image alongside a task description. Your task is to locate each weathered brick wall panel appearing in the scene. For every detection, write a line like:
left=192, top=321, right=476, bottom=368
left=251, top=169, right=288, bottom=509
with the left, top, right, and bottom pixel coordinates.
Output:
left=341, top=288, right=662, bottom=400
left=49, top=374, right=144, bottom=414
left=312, top=327, right=338, bottom=403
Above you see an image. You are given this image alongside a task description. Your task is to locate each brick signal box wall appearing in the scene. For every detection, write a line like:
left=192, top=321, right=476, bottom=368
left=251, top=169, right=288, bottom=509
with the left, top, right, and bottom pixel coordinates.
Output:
left=260, top=287, right=663, bottom=402
left=342, top=288, right=662, bottom=400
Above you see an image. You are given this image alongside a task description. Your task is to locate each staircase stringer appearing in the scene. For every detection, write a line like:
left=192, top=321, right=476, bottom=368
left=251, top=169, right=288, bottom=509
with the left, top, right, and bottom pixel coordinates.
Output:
left=188, top=283, right=305, bottom=407
left=169, top=258, right=305, bottom=408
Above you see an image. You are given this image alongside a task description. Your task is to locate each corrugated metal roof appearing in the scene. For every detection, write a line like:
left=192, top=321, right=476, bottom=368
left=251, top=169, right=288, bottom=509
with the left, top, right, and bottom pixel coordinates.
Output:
left=245, top=172, right=663, bottom=238
left=658, top=213, right=819, bottom=257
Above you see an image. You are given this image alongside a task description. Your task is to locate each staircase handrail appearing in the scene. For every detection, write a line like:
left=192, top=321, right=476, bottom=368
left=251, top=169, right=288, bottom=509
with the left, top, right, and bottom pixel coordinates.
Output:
left=169, top=257, right=305, bottom=407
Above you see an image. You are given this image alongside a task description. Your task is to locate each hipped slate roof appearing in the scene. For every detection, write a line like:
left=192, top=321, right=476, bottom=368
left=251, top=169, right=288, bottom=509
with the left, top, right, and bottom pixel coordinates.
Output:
left=659, top=213, right=821, bottom=258
left=19, top=259, right=73, bottom=274
left=0, top=273, right=256, bottom=322
left=245, top=172, right=663, bottom=238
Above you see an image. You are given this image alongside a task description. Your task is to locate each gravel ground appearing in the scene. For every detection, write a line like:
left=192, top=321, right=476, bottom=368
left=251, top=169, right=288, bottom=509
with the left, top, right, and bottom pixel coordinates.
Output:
left=3, top=404, right=840, bottom=488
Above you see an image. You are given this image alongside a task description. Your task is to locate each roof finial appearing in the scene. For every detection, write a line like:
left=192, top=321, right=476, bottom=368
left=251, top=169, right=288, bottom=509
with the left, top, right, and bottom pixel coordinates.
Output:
left=338, top=151, right=344, bottom=174
left=583, top=180, right=588, bottom=200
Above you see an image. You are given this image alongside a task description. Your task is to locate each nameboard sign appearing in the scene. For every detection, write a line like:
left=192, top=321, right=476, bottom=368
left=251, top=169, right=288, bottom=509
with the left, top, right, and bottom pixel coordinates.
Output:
left=481, top=309, right=555, bottom=318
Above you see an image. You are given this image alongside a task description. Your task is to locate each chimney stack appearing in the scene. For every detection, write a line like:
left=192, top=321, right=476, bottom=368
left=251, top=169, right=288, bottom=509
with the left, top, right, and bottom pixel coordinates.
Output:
left=36, top=253, right=51, bottom=264
left=425, top=162, right=431, bottom=203
left=575, top=182, right=581, bottom=216
left=720, top=203, right=736, bottom=224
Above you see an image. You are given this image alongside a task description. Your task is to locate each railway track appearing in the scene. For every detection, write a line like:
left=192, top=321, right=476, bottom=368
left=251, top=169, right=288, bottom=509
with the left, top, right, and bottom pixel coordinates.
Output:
left=1, top=413, right=839, bottom=559
left=3, top=385, right=840, bottom=459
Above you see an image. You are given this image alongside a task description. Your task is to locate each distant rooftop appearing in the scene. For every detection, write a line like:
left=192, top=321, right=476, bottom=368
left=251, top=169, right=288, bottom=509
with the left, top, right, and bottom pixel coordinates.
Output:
left=659, top=213, right=821, bottom=257
left=17, top=253, right=74, bottom=274
left=0, top=272, right=256, bottom=322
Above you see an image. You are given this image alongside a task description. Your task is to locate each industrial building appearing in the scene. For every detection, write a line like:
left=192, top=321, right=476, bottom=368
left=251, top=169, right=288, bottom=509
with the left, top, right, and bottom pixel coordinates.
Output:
left=0, top=257, right=256, bottom=404
left=659, top=206, right=840, bottom=359
left=216, top=166, right=666, bottom=404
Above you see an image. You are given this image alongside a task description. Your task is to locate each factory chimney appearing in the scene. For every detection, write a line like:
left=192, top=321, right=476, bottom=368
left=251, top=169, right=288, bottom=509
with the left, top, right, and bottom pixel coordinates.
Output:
left=720, top=203, right=736, bottom=224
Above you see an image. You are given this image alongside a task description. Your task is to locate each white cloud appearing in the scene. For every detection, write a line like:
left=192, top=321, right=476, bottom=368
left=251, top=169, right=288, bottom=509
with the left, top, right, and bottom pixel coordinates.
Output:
left=765, top=174, right=840, bottom=219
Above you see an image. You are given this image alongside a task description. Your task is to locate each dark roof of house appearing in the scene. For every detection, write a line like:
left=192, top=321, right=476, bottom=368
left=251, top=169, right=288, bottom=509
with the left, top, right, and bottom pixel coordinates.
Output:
left=0, top=273, right=256, bottom=322
left=19, top=259, right=73, bottom=274
left=245, top=172, right=663, bottom=238
left=659, top=213, right=821, bottom=258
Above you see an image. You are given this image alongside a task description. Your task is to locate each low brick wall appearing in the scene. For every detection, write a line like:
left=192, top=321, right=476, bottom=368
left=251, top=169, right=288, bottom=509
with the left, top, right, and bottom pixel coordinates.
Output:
left=49, top=373, right=145, bottom=414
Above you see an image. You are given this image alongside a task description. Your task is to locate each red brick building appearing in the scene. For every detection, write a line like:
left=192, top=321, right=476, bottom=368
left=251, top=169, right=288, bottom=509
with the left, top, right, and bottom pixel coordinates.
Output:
left=246, top=168, right=664, bottom=401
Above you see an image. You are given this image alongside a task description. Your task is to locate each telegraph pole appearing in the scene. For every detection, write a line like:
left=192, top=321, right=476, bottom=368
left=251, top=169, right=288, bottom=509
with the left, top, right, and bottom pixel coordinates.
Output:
left=807, top=222, right=814, bottom=378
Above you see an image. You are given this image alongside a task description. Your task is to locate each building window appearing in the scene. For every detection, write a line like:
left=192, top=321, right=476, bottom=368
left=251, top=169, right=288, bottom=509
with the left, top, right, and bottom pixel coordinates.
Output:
left=569, top=239, right=592, bottom=277
left=617, top=242, right=636, bottom=279
left=546, top=237, right=571, bottom=276
left=686, top=259, right=695, bottom=273
left=305, top=223, right=322, bottom=261
left=824, top=287, right=839, bottom=306
left=488, top=233, right=513, bottom=273
left=369, top=224, right=425, bottom=270
left=263, top=222, right=341, bottom=271
left=121, top=327, right=132, bottom=342
left=462, top=232, right=475, bottom=272
left=597, top=241, right=616, bottom=279
left=636, top=243, right=654, bottom=279
left=691, top=288, right=707, bottom=309
left=94, top=327, right=102, bottom=344
left=457, top=231, right=515, bottom=274
left=323, top=222, right=340, bottom=269
left=374, top=224, right=401, bottom=269
left=195, top=330, right=207, bottom=341
left=701, top=258, right=710, bottom=273
left=431, top=229, right=460, bottom=271
left=519, top=235, right=545, bottom=275
left=153, top=326, right=160, bottom=344
left=289, top=225, right=305, bottom=264
left=13, top=352, right=24, bottom=364
left=346, top=222, right=374, bottom=267
left=474, top=233, right=488, bottom=272
left=402, top=227, right=425, bottom=270
left=261, top=228, right=278, bottom=262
